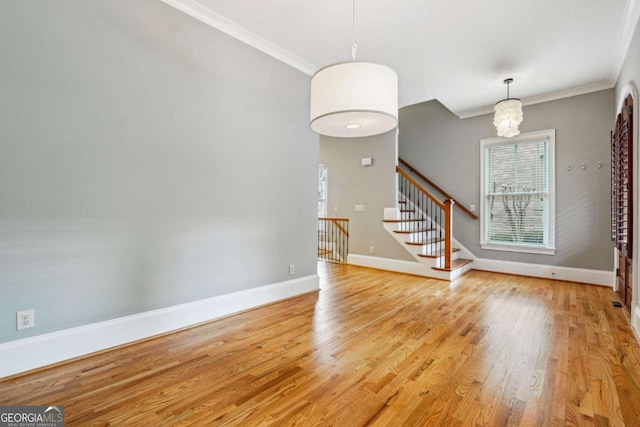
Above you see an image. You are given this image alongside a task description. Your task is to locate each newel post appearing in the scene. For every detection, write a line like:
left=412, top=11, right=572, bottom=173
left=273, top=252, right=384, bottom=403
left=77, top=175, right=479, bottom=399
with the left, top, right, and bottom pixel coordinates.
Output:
left=444, top=199, right=455, bottom=270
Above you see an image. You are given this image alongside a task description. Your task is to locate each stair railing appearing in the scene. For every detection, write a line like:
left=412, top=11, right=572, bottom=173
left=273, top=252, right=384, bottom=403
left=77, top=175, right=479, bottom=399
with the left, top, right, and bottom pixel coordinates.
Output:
left=318, top=218, right=349, bottom=263
left=397, top=166, right=454, bottom=269
left=399, top=157, right=477, bottom=220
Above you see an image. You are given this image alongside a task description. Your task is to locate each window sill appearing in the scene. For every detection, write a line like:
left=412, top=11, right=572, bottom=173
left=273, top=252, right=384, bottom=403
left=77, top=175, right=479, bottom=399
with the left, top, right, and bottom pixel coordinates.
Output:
left=480, top=242, right=556, bottom=255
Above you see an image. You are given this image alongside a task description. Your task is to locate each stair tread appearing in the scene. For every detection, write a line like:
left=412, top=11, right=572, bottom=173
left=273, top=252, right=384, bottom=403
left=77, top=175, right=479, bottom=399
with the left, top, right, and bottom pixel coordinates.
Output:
left=418, top=248, right=460, bottom=258
left=406, top=237, right=444, bottom=246
left=431, top=258, right=473, bottom=272
left=393, top=228, right=435, bottom=234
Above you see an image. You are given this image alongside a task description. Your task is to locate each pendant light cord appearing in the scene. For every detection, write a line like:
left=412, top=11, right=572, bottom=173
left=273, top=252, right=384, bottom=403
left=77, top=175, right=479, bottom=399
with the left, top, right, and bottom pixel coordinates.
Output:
left=351, top=0, right=357, bottom=61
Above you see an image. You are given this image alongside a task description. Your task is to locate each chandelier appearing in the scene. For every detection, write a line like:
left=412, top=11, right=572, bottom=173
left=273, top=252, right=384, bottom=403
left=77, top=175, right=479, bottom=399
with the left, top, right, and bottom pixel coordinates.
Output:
left=493, top=78, right=523, bottom=138
left=309, top=0, right=398, bottom=138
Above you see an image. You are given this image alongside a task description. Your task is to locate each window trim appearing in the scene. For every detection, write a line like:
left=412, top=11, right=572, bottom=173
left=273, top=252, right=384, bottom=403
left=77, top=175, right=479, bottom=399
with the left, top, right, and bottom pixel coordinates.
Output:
left=479, top=129, right=556, bottom=255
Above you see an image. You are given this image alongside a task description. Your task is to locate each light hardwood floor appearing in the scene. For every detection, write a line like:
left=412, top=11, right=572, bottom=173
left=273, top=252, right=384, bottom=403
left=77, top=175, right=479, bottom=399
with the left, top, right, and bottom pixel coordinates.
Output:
left=2, top=263, right=640, bottom=426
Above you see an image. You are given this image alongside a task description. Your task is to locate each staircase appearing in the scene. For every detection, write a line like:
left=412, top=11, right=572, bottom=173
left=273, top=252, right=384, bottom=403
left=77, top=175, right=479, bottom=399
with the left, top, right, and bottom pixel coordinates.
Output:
left=382, top=164, right=474, bottom=281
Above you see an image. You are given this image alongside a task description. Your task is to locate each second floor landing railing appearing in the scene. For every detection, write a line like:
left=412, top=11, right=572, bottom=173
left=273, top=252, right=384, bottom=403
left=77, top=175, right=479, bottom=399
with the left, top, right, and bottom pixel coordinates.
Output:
left=318, top=218, right=349, bottom=263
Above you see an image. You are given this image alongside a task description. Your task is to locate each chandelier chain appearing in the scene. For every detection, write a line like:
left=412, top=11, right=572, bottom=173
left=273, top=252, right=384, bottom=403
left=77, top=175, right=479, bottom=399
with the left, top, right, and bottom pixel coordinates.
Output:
left=352, top=0, right=357, bottom=61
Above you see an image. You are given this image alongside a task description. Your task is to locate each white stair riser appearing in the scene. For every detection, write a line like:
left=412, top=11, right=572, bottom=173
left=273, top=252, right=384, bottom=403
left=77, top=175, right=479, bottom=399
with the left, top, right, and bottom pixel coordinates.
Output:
left=396, top=222, right=432, bottom=232
left=415, top=241, right=445, bottom=254
left=405, top=231, right=438, bottom=242
left=421, top=250, right=462, bottom=261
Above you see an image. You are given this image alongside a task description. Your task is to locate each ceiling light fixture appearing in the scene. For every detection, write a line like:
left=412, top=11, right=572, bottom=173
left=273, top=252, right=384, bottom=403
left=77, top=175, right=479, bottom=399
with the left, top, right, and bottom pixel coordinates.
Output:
left=309, top=0, right=398, bottom=138
left=493, top=78, right=523, bottom=138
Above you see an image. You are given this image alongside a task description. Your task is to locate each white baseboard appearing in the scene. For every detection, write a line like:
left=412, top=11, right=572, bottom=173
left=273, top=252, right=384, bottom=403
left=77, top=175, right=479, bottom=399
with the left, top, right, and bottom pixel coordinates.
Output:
left=349, top=252, right=612, bottom=287
left=0, top=275, right=319, bottom=379
left=473, top=258, right=613, bottom=287
left=347, top=254, right=450, bottom=280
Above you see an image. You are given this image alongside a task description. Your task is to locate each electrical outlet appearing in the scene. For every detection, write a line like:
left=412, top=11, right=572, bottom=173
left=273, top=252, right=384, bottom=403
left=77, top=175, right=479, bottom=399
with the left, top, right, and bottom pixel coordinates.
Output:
left=17, top=309, right=34, bottom=330
left=369, top=246, right=374, bottom=254
left=470, top=204, right=475, bottom=212
left=289, top=264, right=295, bottom=275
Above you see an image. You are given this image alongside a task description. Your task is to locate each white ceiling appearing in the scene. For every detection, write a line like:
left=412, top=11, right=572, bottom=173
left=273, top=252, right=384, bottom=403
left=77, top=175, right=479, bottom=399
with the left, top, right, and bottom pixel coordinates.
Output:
left=161, top=0, right=640, bottom=117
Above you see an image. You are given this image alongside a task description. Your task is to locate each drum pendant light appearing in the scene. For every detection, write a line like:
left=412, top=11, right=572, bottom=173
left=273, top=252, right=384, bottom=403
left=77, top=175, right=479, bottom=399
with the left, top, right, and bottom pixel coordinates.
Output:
left=309, top=0, right=398, bottom=138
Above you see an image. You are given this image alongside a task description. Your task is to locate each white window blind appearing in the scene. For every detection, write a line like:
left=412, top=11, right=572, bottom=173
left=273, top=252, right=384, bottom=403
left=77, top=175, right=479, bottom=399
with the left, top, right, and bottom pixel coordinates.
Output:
left=318, top=164, right=328, bottom=218
left=480, top=130, right=556, bottom=255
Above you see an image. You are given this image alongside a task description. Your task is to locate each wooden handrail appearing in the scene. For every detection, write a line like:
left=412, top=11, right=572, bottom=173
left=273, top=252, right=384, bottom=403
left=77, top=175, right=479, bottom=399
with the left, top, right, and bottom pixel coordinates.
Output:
left=396, top=167, right=446, bottom=210
left=398, top=158, right=478, bottom=220
left=318, top=217, right=349, bottom=237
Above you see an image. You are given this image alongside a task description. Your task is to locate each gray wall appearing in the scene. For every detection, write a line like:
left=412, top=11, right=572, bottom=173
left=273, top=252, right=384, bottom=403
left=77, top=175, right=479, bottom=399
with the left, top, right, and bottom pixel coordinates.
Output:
left=616, top=16, right=640, bottom=107
left=0, top=1, right=318, bottom=343
left=399, top=90, right=614, bottom=270
left=319, top=131, right=413, bottom=261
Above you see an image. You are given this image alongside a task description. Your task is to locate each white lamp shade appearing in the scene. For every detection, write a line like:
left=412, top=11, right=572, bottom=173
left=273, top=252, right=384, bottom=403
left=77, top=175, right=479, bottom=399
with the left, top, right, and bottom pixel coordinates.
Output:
left=310, top=62, right=398, bottom=138
left=493, top=98, right=523, bottom=138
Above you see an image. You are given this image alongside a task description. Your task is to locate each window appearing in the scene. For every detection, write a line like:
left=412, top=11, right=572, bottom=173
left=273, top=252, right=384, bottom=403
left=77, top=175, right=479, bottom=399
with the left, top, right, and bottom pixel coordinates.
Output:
left=480, top=129, right=556, bottom=255
left=318, top=164, right=328, bottom=217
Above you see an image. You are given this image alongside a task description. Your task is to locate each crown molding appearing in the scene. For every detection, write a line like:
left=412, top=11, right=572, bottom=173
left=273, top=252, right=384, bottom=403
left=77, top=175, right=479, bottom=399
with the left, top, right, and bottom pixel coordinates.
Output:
left=159, top=0, right=317, bottom=76
left=455, top=80, right=615, bottom=119
left=160, top=0, right=636, bottom=116
left=608, top=0, right=640, bottom=83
